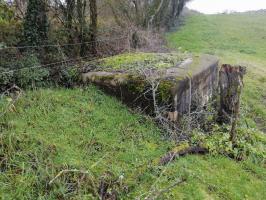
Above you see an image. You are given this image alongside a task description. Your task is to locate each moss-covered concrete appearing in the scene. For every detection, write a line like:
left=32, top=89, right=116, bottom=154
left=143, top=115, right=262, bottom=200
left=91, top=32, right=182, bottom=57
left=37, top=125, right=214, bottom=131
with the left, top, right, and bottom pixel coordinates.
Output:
left=82, top=52, right=219, bottom=119
left=98, top=52, right=188, bottom=71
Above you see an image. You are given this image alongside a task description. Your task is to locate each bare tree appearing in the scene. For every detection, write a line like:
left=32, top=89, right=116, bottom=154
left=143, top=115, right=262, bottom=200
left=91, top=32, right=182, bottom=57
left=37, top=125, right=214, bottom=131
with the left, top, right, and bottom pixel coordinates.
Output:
left=107, top=0, right=190, bottom=30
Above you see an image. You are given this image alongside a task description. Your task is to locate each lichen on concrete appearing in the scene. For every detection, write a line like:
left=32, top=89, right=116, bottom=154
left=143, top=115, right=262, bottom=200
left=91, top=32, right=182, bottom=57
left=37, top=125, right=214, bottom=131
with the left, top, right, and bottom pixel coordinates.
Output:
left=82, top=52, right=219, bottom=120
left=98, top=52, right=188, bottom=71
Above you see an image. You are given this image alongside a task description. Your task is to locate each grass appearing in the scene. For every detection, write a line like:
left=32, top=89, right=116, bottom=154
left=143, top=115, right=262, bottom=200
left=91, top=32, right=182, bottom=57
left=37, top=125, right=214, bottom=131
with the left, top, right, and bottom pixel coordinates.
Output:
left=0, top=87, right=265, bottom=199
left=1, top=11, right=266, bottom=199
left=0, top=87, right=170, bottom=199
left=167, top=12, right=266, bottom=131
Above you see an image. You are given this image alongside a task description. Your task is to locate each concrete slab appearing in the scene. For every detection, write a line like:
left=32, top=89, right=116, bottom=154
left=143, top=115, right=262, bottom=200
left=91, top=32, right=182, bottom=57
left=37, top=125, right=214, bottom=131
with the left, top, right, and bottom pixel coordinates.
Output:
left=82, top=53, right=219, bottom=120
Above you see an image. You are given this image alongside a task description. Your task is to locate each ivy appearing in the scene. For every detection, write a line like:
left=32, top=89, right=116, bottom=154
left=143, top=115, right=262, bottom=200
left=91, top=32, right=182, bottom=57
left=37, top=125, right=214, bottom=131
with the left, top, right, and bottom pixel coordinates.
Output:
left=23, top=0, right=49, bottom=46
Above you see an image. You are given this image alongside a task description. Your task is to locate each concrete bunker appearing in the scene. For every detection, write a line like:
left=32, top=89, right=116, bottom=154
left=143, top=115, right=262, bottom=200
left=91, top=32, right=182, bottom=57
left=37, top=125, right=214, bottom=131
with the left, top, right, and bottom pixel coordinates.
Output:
left=81, top=53, right=219, bottom=121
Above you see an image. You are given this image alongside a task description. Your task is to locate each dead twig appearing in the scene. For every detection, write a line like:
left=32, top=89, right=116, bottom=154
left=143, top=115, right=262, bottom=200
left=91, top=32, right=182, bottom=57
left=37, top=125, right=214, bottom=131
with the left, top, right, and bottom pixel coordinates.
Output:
left=137, top=152, right=177, bottom=200
left=48, top=169, right=90, bottom=185
left=145, top=178, right=186, bottom=200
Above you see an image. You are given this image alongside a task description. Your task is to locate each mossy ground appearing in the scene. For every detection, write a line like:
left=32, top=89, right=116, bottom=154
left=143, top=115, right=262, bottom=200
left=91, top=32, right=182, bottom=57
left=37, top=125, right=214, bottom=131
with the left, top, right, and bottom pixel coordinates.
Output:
left=0, top=87, right=265, bottom=199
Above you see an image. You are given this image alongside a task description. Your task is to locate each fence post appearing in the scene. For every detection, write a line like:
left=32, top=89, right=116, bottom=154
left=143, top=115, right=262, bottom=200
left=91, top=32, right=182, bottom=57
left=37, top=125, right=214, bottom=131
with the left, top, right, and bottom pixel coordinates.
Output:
left=218, top=64, right=246, bottom=144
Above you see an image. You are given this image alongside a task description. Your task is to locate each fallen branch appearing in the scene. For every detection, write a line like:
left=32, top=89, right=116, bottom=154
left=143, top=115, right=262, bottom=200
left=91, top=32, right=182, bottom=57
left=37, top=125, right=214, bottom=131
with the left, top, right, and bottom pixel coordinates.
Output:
left=159, top=145, right=208, bottom=165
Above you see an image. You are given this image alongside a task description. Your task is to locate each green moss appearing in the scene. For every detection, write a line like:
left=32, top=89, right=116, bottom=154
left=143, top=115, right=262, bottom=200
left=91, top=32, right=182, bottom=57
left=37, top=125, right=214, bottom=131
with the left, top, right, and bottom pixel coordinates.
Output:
left=99, top=52, right=187, bottom=71
left=158, top=80, right=174, bottom=102
left=172, top=142, right=190, bottom=153
left=125, top=74, right=146, bottom=94
left=122, top=76, right=175, bottom=103
left=96, top=74, right=115, bottom=81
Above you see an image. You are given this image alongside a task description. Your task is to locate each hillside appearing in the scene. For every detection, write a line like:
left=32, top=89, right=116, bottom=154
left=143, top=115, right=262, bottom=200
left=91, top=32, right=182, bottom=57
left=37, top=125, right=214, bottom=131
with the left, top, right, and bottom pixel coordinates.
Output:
left=1, top=11, right=266, bottom=200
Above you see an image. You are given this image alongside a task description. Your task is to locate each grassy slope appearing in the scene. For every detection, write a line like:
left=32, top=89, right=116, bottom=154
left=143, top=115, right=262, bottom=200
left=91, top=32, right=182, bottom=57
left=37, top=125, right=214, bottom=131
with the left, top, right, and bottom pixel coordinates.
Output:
left=167, top=12, right=266, bottom=131
left=1, top=87, right=265, bottom=199
left=0, top=87, right=171, bottom=199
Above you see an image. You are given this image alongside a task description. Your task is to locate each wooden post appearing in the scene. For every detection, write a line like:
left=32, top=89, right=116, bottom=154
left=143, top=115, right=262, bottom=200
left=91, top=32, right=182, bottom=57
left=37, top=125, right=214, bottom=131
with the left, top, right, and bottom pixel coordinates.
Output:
left=218, top=64, right=246, bottom=143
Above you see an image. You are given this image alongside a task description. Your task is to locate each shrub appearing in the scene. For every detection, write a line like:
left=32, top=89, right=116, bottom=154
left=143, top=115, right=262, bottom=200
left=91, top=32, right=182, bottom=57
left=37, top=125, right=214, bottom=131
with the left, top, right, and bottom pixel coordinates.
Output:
left=56, top=65, right=80, bottom=87
left=14, top=54, right=49, bottom=88
left=191, top=126, right=266, bottom=163
left=0, top=67, right=14, bottom=86
left=0, top=52, right=82, bottom=90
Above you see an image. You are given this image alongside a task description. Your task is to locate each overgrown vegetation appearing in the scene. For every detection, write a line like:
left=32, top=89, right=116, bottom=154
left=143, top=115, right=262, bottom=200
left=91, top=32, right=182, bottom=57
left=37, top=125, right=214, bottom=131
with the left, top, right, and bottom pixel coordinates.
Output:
left=1, top=0, right=266, bottom=198
left=0, top=52, right=80, bottom=90
left=1, top=0, right=190, bottom=89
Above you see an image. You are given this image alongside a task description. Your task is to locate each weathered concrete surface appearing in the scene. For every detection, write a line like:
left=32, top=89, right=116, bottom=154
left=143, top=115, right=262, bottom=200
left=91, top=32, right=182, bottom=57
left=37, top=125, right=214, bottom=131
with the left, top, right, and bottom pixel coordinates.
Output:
left=82, top=53, right=219, bottom=120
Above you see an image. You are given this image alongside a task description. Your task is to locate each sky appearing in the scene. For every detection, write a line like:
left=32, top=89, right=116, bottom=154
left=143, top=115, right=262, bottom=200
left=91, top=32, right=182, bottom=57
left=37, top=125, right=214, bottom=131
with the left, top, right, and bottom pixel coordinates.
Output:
left=187, top=0, right=266, bottom=14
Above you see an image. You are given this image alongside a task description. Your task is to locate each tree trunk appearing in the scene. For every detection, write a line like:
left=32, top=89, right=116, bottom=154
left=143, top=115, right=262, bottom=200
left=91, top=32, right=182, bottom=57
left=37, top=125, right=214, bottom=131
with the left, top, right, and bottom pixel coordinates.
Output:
left=77, top=0, right=87, bottom=56
left=65, top=0, right=75, bottom=56
left=89, top=0, right=97, bottom=56
left=170, top=0, right=178, bottom=27
left=147, top=0, right=164, bottom=29
left=132, top=0, right=141, bottom=26
left=176, top=0, right=186, bottom=18
left=218, top=64, right=246, bottom=143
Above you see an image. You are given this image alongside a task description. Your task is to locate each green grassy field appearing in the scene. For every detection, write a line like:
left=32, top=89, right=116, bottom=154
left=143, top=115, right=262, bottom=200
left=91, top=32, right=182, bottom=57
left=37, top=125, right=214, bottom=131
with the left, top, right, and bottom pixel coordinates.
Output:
left=167, top=12, right=266, bottom=131
left=1, top=11, right=266, bottom=199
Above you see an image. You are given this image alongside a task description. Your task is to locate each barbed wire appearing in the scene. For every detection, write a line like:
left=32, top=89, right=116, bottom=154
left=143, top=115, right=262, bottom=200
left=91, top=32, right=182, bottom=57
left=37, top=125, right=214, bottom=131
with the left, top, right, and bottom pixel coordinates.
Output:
left=0, top=36, right=128, bottom=51
left=0, top=34, right=129, bottom=76
left=0, top=54, right=110, bottom=75
left=0, top=34, right=129, bottom=120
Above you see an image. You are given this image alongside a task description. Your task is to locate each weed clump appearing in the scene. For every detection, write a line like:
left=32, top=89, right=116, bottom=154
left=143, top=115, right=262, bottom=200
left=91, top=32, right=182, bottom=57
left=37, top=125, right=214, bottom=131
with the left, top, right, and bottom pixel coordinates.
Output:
left=191, top=126, right=266, bottom=163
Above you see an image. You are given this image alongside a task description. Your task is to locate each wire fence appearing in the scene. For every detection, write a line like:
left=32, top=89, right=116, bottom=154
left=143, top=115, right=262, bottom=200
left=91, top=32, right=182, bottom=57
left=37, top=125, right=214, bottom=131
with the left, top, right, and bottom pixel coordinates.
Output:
left=0, top=36, right=128, bottom=51
left=0, top=35, right=130, bottom=74
left=0, top=35, right=130, bottom=118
